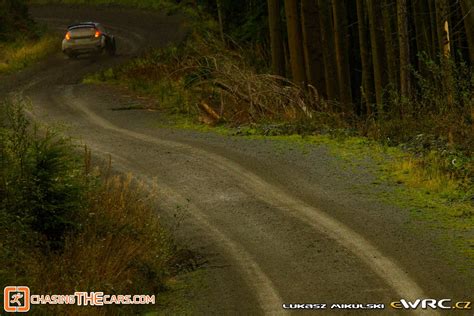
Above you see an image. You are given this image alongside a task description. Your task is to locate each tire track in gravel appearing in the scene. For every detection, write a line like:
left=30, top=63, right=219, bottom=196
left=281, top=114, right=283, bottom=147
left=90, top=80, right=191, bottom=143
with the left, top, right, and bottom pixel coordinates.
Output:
left=61, top=85, right=433, bottom=315
left=78, top=143, right=285, bottom=315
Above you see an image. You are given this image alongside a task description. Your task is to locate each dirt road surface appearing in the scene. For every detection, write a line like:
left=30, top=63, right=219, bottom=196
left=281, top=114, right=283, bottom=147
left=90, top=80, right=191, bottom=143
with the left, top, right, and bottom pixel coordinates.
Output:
left=1, top=5, right=472, bottom=315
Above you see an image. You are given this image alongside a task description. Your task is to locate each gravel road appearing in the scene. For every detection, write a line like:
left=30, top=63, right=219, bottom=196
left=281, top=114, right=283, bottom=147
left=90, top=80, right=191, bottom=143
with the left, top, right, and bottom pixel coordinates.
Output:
left=1, top=5, right=472, bottom=315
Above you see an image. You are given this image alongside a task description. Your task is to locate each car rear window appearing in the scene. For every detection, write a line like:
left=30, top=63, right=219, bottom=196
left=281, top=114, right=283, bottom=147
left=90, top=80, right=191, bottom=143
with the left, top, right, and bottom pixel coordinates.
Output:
left=69, top=27, right=96, bottom=38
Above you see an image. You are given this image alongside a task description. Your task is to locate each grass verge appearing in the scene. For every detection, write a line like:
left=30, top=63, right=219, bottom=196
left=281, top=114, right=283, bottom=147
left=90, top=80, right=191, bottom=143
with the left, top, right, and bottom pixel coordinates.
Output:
left=167, top=125, right=474, bottom=263
left=0, top=98, right=180, bottom=315
left=0, top=34, right=57, bottom=74
left=83, top=39, right=472, bottom=202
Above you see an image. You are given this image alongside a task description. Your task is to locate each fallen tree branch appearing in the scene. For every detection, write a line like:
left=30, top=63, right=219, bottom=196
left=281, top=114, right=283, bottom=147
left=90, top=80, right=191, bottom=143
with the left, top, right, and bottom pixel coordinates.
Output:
left=198, top=101, right=221, bottom=121
left=212, top=80, right=276, bottom=115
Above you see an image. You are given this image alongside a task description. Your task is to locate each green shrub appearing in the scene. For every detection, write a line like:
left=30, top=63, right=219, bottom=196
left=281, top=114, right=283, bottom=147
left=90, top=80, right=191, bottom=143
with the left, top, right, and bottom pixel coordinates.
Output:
left=0, top=99, right=178, bottom=314
left=0, top=98, right=86, bottom=251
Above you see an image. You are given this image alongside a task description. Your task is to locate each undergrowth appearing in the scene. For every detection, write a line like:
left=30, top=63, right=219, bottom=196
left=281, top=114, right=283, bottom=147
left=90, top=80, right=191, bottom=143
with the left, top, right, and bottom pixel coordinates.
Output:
left=0, top=98, right=179, bottom=314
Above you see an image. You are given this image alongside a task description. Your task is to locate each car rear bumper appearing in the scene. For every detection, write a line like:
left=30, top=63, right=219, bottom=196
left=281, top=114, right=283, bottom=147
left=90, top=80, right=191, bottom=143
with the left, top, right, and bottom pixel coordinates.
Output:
left=62, top=38, right=105, bottom=55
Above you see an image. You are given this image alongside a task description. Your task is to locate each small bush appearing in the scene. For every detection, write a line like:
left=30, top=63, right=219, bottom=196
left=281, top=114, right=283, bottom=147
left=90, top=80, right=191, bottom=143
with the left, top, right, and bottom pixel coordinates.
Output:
left=1, top=98, right=85, bottom=251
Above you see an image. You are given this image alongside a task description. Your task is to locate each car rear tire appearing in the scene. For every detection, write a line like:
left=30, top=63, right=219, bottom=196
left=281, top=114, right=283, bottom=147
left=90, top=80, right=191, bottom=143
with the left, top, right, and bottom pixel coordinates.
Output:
left=107, top=38, right=116, bottom=56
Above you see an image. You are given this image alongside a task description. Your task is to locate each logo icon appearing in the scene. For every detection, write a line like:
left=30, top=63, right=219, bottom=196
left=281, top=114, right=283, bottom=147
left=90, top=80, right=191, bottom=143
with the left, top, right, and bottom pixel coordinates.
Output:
left=4, top=286, right=30, bottom=312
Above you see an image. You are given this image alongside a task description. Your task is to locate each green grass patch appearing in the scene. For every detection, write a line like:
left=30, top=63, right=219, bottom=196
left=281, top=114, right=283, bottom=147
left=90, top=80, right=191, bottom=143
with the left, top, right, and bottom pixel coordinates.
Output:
left=309, top=135, right=472, bottom=213
left=0, top=34, right=57, bottom=74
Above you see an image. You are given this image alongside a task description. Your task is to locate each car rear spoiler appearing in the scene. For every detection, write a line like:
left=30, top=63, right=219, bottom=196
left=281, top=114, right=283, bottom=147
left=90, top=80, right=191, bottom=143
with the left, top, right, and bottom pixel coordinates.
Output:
left=68, top=23, right=97, bottom=29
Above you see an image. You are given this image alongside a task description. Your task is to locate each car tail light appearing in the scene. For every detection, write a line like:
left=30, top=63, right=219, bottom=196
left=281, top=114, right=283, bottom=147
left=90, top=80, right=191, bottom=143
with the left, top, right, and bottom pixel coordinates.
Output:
left=65, top=31, right=71, bottom=41
left=94, top=30, right=101, bottom=38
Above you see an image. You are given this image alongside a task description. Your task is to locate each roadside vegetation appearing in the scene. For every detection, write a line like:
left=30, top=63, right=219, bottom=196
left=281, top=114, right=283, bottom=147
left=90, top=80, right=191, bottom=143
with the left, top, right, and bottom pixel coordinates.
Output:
left=0, top=99, right=180, bottom=315
left=85, top=13, right=472, bottom=202
left=0, top=0, right=56, bottom=74
left=0, top=34, right=57, bottom=73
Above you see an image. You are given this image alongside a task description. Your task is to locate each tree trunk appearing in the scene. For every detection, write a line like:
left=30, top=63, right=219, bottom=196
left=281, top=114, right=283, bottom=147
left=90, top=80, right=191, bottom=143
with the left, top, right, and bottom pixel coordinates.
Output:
left=436, top=0, right=451, bottom=58
left=448, top=1, right=464, bottom=62
left=301, top=0, right=325, bottom=95
left=427, top=0, right=438, bottom=58
left=382, top=0, right=398, bottom=89
left=318, top=0, right=338, bottom=100
left=397, top=0, right=410, bottom=100
left=436, top=0, right=453, bottom=107
left=332, top=0, right=353, bottom=109
left=356, top=0, right=374, bottom=114
left=267, top=0, right=286, bottom=76
left=367, top=0, right=386, bottom=111
left=412, top=0, right=432, bottom=66
left=216, top=0, right=225, bottom=43
left=460, top=0, right=474, bottom=63
left=284, top=0, right=307, bottom=86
